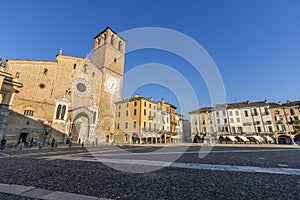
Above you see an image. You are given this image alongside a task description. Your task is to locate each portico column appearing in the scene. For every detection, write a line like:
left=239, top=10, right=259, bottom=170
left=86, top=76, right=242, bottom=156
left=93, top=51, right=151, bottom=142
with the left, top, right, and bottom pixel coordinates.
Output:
left=0, top=109, right=9, bottom=141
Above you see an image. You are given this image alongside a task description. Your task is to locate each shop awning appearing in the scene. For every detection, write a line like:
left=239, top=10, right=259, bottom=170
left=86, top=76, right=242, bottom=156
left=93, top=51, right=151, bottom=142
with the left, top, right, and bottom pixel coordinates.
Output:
left=146, top=133, right=158, bottom=137
left=226, top=136, right=237, bottom=141
left=237, top=135, right=249, bottom=142
left=251, top=135, right=263, bottom=141
left=265, top=135, right=274, bottom=142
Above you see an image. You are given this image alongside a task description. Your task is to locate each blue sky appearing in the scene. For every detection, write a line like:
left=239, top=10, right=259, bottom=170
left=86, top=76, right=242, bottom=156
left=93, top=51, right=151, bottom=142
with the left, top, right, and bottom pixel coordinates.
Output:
left=1, top=0, right=300, bottom=117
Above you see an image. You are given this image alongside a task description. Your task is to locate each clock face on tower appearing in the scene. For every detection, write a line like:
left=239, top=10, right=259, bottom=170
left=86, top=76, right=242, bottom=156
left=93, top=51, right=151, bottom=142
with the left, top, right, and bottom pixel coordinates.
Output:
left=106, top=77, right=119, bottom=94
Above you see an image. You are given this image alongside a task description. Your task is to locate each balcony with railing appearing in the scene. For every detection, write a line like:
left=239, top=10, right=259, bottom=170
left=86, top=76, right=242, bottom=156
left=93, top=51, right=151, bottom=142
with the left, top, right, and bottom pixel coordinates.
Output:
left=253, top=121, right=261, bottom=125
left=262, top=112, right=270, bottom=115
left=218, top=131, right=230, bottom=136
left=171, top=121, right=177, bottom=126
left=242, top=122, right=252, bottom=126
left=149, top=115, right=155, bottom=120
left=294, top=129, right=300, bottom=134
left=277, top=130, right=286, bottom=134
left=264, top=120, right=272, bottom=125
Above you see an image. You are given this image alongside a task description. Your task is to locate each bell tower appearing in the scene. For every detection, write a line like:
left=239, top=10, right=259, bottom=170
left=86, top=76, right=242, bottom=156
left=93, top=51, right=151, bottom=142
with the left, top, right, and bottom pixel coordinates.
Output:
left=92, top=27, right=125, bottom=77
left=91, top=27, right=126, bottom=141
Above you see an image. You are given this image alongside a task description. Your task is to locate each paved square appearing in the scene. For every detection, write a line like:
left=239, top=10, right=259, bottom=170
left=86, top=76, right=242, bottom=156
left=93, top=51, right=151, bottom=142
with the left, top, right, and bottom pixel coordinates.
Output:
left=0, top=144, right=300, bottom=199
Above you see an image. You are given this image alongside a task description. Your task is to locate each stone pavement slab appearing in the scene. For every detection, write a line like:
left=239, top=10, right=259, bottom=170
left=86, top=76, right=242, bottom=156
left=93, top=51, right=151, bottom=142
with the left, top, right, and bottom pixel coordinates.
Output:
left=41, top=191, right=100, bottom=200
left=0, top=183, right=110, bottom=200
left=21, top=188, right=52, bottom=198
left=0, top=183, right=34, bottom=195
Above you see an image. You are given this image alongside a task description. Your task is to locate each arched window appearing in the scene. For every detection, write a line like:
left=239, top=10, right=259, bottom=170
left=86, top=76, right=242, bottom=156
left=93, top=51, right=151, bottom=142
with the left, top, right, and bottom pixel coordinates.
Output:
left=87, top=103, right=98, bottom=125
left=118, top=41, right=122, bottom=51
left=133, top=121, right=137, bottom=129
left=53, top=97, right=70, bottom=122
left=93, top=111, right=97, bottom=124
left=61, top=105, right=66, bottom=120
left=56, top=105, right=61, bottom=119
left=111, top=34, right=115, bottom=45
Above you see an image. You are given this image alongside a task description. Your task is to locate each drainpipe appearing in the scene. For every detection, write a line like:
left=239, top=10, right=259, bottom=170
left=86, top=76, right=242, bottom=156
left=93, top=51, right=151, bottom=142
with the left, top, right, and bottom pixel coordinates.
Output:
left=225, top=107, right=232, bottom=135
left=250, top=107, right=257, bottom=135
left=139, top=98, right=142, bottom=144
left=283, top=104, right=294, bottom=144
left=258, top=106, right=266, bottom=133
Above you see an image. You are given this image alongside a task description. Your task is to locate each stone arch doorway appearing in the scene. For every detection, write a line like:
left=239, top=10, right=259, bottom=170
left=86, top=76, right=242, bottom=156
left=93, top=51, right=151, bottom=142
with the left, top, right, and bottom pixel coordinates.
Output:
left=277, top=135, right=292, bottom=144
left=19, top=128, right=29, bottom=144
left=71, top=112, right=91, bottom=143
left=294, top=134, right=300, bottom=144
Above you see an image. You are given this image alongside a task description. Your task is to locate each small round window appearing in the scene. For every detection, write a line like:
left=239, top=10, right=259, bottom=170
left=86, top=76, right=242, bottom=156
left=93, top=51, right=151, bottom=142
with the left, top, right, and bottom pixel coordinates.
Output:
left=72, top=78, right=90, bottom=97
left=76, top=83, right=87, bottom=93
left=39, top=83, right=45, bottom=89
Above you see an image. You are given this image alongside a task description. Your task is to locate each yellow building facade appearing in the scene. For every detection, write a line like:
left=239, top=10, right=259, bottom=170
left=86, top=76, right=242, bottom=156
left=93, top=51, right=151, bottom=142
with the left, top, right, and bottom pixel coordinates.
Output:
left=114, top=95, right=158, bottom=144
left=114, top=95, right=183, bottom=144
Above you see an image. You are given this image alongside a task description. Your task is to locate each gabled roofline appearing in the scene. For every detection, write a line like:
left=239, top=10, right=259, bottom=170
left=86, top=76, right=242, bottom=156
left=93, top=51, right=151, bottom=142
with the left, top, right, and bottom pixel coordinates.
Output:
left=93, top=27, right=127, bottom=42
left=7, top=54, right=84, bottom=64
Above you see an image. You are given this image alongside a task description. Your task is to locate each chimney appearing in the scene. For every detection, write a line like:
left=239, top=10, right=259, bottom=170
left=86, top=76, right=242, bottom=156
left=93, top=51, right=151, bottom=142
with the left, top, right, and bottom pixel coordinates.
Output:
left=246, top=100, right=250, bottom=104
left=161, top=98, right=165, bottom=104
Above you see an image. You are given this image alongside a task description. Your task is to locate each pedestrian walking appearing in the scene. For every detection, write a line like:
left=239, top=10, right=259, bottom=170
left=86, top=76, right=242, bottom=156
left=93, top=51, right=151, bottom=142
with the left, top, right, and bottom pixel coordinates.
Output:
left=30, top=137, right=33, bottom=148
left=26, top=137, right=30, bottom=148
left=19, top=138, right=24, bottom=150
left=69, top=138, right=72, bottom=148
left=0, top=137, right=6, bottom=151
left=33, top=138, right=37, bottom=146
left=51, top=138, right=55, bottom=148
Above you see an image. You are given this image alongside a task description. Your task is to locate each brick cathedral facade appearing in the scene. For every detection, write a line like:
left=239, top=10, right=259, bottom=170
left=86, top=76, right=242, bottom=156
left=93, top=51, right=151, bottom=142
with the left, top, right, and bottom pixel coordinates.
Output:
left=2, top=27, right=125, bottom=145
